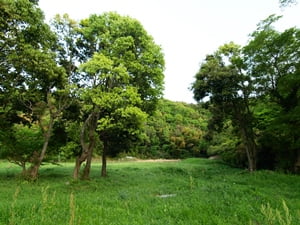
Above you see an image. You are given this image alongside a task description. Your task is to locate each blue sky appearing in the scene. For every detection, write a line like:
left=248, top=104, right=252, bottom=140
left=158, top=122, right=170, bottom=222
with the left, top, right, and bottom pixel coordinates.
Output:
left=39, top=0, right=300, bottom=103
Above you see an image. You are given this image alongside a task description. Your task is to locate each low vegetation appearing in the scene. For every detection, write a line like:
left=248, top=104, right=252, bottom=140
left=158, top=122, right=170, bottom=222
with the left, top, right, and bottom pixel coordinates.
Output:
left=1, top=158, right=299, bottom=225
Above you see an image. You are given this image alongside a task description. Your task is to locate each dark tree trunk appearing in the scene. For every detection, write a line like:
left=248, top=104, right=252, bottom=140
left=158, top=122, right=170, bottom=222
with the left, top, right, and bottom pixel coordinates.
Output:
left=233, top=101, right=257, bottom=172
left=101, top=139, right=108, bottom=177
left=294, top=148, right=300, bottom=174
left=243, top=131, right=257, bottom=172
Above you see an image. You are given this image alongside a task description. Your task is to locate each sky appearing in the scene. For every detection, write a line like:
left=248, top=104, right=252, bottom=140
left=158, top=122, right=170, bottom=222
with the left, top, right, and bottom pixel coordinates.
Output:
left=38, top=0, right=300, bottom=103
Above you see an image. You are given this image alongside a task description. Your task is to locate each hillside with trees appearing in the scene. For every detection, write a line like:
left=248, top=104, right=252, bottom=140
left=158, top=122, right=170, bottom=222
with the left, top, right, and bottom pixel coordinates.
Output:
left=134, top=99, right=209, bottom=159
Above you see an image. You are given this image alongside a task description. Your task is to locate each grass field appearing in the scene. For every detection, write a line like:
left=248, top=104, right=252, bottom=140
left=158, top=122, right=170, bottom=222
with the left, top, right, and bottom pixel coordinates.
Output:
left=0, top=158, right=299, bottom=225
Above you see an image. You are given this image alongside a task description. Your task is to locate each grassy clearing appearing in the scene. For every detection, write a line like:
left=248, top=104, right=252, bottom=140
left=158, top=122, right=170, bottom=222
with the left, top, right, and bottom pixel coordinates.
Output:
left=0, top=158, right=299, bottom=225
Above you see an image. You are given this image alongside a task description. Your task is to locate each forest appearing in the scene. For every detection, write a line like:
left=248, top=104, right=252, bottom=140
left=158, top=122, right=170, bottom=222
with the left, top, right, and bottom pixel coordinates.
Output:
left=1, top=0, right=300, bottom=180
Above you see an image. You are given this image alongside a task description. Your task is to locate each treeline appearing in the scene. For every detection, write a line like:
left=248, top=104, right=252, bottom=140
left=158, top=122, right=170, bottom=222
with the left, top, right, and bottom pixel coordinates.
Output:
left=192, top=15, right=300, bottom=173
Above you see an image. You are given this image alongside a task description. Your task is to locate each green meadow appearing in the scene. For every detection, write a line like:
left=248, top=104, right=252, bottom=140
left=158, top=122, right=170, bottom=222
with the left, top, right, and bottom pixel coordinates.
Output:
left=0, top=158, right=299, bottom=225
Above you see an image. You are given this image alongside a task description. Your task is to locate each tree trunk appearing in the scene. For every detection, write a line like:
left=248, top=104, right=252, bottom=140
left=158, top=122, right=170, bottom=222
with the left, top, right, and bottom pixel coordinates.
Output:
left=73, top=153, right=88, bottom=179
left=233, top=101, right=257, bottom=172
left=241, top=126, right=257, bottom=172
left=21, top=162, right=26, bottom=175
left=82, top=147, right=93, bottom=180
left=294, top=148, right=300, bottom=174
left=74, top=111, right=98, bottom=180
left=101, top=139, right=108, bottom=177
left=81, top=120, right=97, bottom=179
left=26, top=117, right=54, bottom=180
left=245, top=137, right=257, bottom=172
left=27, top=163, right=40, bottom=180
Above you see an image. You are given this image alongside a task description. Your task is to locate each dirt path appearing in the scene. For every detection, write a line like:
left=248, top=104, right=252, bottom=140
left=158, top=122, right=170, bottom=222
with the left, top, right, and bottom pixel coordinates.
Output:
left=134, top=159, right=180, bottom=162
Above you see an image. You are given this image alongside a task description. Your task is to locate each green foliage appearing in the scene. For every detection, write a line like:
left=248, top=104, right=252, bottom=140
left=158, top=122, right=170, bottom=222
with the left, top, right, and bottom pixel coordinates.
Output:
left=94, top=87, right=147, bottom=136
left=78, top=12, right=165, bottom=113
left=244, top=18, right=300, bottom=172
left=134, top=99, right=209, bottom=159
left=0, top=123, right=43, bottom=170
left=1, top=5, right=165, bottom=178
left=53, top=12, right=166, bottom=178
left=193, top=14, right=300, bottom=173
left=56, top=121, right=82, bottom=159
left=0, top=0, right=71, bottom=179
left=192, top=42, right=258, bottom=171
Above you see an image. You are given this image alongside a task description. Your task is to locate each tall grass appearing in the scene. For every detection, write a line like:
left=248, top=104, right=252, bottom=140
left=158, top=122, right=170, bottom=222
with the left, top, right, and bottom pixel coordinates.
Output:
left=258, top=200, right=292, bottom=225
left=0, top=159, right=299, bottom=225
left=8, top=187, right=19, bottom=225
left=69, top=192, right=75, bottom=225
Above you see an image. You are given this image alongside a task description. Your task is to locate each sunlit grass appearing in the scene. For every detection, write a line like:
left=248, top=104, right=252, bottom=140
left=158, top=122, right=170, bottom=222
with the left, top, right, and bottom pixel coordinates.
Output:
left=0, top=159, right=299, bottom=224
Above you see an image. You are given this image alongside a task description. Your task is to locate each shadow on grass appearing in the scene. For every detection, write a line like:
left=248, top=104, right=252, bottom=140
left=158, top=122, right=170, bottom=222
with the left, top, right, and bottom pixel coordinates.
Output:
left=0, top=163, right=72, bottom=182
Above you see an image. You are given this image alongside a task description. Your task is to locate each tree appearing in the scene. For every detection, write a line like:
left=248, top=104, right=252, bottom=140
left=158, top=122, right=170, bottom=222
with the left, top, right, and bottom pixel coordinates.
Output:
left=192, top=42, right=258, bottom=171
left=71, top=12, right=164, bottom=179
left=93, top=87, right=147, bottom=177
left=0, top=0, right=69, bottom=179
left=244, top=16, right=300, bottom=172
left=50, top=14, right=86, bottom=178
left=0, top=123, right=43, bottom=173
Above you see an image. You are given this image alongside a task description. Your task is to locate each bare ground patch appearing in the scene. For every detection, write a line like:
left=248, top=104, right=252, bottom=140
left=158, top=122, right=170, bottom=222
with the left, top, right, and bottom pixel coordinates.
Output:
left=134, top=159, right=180, bottom=162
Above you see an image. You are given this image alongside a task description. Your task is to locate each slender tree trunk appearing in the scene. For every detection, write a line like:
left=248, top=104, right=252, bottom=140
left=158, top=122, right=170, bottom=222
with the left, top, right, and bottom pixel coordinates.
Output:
left=233, top=101, right=257, bottom=172
left=243, top=98, right=257, bottom=172
left=245, top=136, right=257, bottom=172
left=240, top=126, right=257, bottom=172
left=21, top=162, right=26, bottom=175
left=26, top=117, right=54, bottom=180
left=101, top=139, right=108, bottom=177
left=73, top=152, right=88, bottom=179
left=82, top=147, right=93, bottom=180
left=81, top=122, right=97, bottom=179
left=294, top=148, right=300, bottom=174
left=74, top=111, right=98, bottom=180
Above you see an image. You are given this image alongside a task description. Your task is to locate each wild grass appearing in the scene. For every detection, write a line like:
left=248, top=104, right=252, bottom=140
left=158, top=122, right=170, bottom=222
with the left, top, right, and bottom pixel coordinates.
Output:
left=0, top=158, right=299, bottom=225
